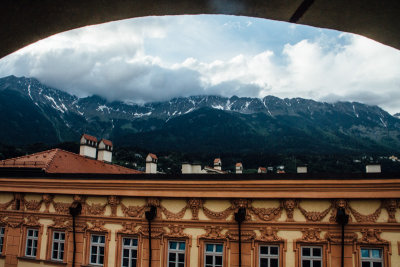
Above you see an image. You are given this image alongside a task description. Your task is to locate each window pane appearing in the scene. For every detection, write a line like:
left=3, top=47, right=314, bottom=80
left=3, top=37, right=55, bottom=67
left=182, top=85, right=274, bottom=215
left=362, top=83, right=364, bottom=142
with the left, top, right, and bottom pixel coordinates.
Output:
left=216, top=244, right=223, bottom=253
left=92, top=235, right=98, bottom=243
left=179, top=263, right=184, bottom=267
left=178, top=253, right=185, bottom=262
left=33, top=240, right=37, bottom=248
left=260, top=258, right=269, bottom=267
left=179, top=242, right=186, bottom=250
left=362, top=262, right=370, bottom=267
left=100, top=236, right=105, bottom=243
left=270, top=258, right=278, bottom=267
left=54, top=242, right=59, bottom=250
left=123, top=238, right=130, bottom=246
left=270, top=246, right=279, bottom=255
left=91, top=254, right=96, bottom=263
left=61, top=233, right=65, bottom=240
left=206, top=255, right=213, bottom=264
left=54, top=232, right=59, bottom=239
left=313, top=260, right=322, bottom=267
left=302, top=247, right=311, bottom=256
left=132, top=239, right=138, bottom=246
left=122, top=258, right=129, bottom=267
left=60, top=243, right=64, bottom=251
left=27, top=239, right=32, bottom=247
left=260, top=246, right=268, bottom=255
left=132, top=259, right=137, bottom=267
left=60, top=251, right=64, bottom=259
left=99, top=255, right=104, bottom=264
left=33, top=248, right=37, bottom=256
left=169, top=263, right=175, bottom=267
left=215, top=255, right=222, bottom=265
left=373, top=263, right=382, bottom=267
left=170, top=241, right=177, bottom=249
left=302, top=260, right=310, bottom=267
left=371, top=249, right=381, bottom=259
left=169, top=252, right=176, bottom=262
left=361, top=249, right=369, bottom=258
left=132, top=249, right=137, bottom=258
left=206, top=244, right=214, bottom=252
left=52, top=250, right=58, bottom=259
left=34, top=230, right=38, bottom=237
left=99, top=246, right=104, bottom=255
left=123, top=249, right=129, bottom=257
left=92, top=246, right=97, bottom=254
left=313, top=248, right=321, bottom=257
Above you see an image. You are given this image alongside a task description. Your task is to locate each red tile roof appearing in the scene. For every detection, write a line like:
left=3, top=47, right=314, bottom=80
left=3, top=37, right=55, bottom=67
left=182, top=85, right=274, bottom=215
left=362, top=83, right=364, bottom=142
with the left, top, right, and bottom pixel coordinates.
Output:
left=148, top=153, right=158, bottom=160
left=82, top=134, right=98, bottom=143
left=0, top=149, right=141, bottom=174
left=236, top=162, right=243, bottom=167
left=100, top=139, right=113, bottom=147
left=214, top=158, right=221, bottom=164
left=258, top=167, right=267, bottom=172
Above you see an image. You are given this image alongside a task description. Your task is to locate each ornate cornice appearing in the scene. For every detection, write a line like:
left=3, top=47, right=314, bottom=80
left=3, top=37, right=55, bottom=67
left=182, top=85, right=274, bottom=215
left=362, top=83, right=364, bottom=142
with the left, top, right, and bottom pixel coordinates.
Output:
left=255, top=227, right=283, bottom=242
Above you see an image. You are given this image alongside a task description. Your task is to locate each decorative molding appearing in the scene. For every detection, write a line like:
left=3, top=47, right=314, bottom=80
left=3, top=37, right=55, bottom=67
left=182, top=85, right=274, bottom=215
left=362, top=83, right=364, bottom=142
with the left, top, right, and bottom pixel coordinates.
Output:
left=298, top=203, right=332, bottom=222
left=255, top=227, right=283, bottom=242
left=147, top=197, right=160, bottom=207
left=12, top=193, right=24, bottom=210
left=165, top=224, right=190, bottom=239
left=161, top=204, right=188, bottom=220
left=86, top=203, right=107, bottom=216
left=49, top=217, right=71, bottom=229
left=85, top=220, right=108, bottom=232
left=0, top=199, right=14, bottom=210
left=7, top=216, right=23, bottom=228
left=139, top=225, right=164, bottom=238
left=202, top=205, right=233, bottom=220
left=282, top=199, right=298, bottom=222
left=118, top=222, right=138, bottom=235
left=199, top=226, right=225, bottom=240
left=383, top=199, right=397, bottom=223
left=24, top=215, right=41, bottom=227
left=348, top=204, right=382, bottom=223
left=0, top=214, right=6, bottom=224
left=187, top=198, right=202, bottom=220
left=120, top=203, right=146, bottom=218
left=250, top=205, right=283, bottom=221
left=53, top=201, right=71, bottom=214
left=42, top=194, right=53, bottom=212
left=231, top=198, right=251, bottom=209
left=329, top=199, right=351, bottom=222
left=226, top=229, right=256, bottom=241
left=298, top=228, right=324, bottom=243
left=358, top=229, right=388, bottom=245
left=107, top=196, right=120, bottom=217
left=25, top=199, right=42, bottom=211
left=325, top=231, right=357, bottom=244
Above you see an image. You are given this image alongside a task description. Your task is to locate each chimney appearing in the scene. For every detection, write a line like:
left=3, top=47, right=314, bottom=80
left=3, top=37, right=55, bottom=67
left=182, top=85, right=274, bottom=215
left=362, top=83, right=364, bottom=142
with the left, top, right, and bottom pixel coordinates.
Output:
left=182, top=163, right=192, bottom=174
left=214, top=158, right=222, bottom=170
left=97, top=139, right=113, bottom=163
left=258, top=167, right=267, bottom=173
left=146, top=153, right=158, bottom=174
left=366, top=164, right=381, bottom=173
left=79, top=134, right=98, bottom=159
left=297, top=166, right=307, bottom=173
left=192, top=163, right=202, bottom=174
left=235, top=163, right=243, bottom=174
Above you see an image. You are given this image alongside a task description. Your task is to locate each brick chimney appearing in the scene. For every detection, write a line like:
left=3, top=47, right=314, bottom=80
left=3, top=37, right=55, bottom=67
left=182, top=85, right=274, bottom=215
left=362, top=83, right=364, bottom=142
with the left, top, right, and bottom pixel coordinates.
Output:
left=79, top=134, right=98, bottom=159
left=97, top=139, right=113, bottom=163
left=146, top=153, right=158, bottom=174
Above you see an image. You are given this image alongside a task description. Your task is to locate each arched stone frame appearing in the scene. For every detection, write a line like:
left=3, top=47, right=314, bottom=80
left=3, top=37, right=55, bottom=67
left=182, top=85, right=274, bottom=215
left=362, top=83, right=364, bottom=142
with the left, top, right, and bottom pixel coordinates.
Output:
left=83, top=220, right=111, bottom=267
left=115, top=222, right=143, bottom=267
left=293, top=228, right=328, bottom=267
left=252, top=227, right=287, bottom=267
left=354, top=229, right=391, bottom=267
left=19, top=215, right=44, bottom=260
left=197, top=226, right=229, bottom=267
left=45, top=216, right=71, bottom=264
left=162, top=224, right=192, bottom=267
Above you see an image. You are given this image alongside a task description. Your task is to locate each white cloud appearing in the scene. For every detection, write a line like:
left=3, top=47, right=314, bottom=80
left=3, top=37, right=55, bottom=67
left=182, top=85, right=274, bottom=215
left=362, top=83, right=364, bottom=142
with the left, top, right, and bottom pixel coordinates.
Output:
left=0, top=16, right=400, bottom=113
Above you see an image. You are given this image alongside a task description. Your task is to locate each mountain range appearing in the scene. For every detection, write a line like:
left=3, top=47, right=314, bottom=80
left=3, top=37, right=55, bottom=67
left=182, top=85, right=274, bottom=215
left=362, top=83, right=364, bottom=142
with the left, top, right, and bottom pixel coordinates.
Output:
left=1, top=75, right=400, bottom=154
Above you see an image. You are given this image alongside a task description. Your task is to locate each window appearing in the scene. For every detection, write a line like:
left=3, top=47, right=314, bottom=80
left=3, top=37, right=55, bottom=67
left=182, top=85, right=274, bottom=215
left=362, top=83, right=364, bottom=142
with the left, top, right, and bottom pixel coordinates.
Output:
left=205, top=243, right=223, bottom=267
left=0, top=227, right=4, bottom=254
left=301, top=246, right=322, bottom=267
left=90, top=235, right=105, bottom=266
left=168, top=241, right=185, bottom=267
left=25, top=229, right=39, bottom=257
left=361, top=248, right=383, bottom=267
left=259, top=245, right=279, bottom=267
left=51, top=231, right=65, bottom=261
left=121, top=237, right=138, bottom=267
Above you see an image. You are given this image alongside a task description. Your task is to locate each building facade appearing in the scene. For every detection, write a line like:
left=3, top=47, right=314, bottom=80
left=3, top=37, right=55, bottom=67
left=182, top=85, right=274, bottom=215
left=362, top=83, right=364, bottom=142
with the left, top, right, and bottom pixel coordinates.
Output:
left=0, top=173, right=399, bottom=267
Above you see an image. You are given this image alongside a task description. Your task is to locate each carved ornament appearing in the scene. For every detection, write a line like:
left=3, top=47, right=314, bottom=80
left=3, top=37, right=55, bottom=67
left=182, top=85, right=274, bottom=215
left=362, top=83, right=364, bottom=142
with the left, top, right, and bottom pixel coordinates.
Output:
left=187, top=198, right=202, bottom=220
left=42, top=194, right=53, bottom=212
left=348, top=204, right=382, bottom=223
left=226, top=230, right=256, bottom=241
left=329, top=199, right=351, bottom=222
left=250, top=205, right=282, bottom=221
left=383, top=199, right=397, bottom=223
left=7, top=217, right=23, bottom=228
left=359, top=229, right=388, bottom=245
left=50, top=217, right=71, bottom=230
left=255, top=227, right=283, bottom=242
left=161, top=204, right=188, bottom=220
left=202, top=205, right=233, bottom=220
left=139, top=226, right=164, bottom=238
left=121, top=203, right=146, bottom=218
left=25, top=199, right=42, bottom=211
left=298, top=204, right=332, bottom=222
left=118, top=222, right=138, bottom=235
left=12, top=193, right=24, bottom=210
left=165, top=224, right=190, bottom=239
left=298, top=228, right=324, bottom=243
left=199, top=226, right=225, bottom=240
left=0, top=199, right=14, bottom=210
left=24, top=215, right=41, bottom=227
left=53, top=202, right=71, bottom=214
left=107, top=196, right=120, bottom=217
left=325, top=232, right=357, bottom=244
left=282, top=199, right=298, bottom=222
left=85, top=220, right=108, bottom=232
left=86, top=203, right=107, bottom=216
left=147, top=198, right=160, bottom=207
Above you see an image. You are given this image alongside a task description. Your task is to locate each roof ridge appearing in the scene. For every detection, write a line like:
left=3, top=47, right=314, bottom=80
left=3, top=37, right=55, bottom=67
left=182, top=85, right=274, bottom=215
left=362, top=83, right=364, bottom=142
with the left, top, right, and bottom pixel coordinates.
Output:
left=44, top=148, right=61, bottom=170
left=0, top=148, right=58, bottom=163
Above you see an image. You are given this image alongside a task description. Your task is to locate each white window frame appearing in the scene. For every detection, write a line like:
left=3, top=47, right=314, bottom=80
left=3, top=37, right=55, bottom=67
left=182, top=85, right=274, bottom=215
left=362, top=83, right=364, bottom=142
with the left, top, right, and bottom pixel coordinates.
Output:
left=168, top=240, right=186, bottom=267
left=301, top=246, right=322, bottom=267
left=259, top=245, right=279, bottom=267
left=25, top=228, right=39, bottom=257
left=360, top=248, right=384, bottom=267
left=90, top=234, right=105, bottom=266
left=121, top=237, right=138, bottom=267
left=0, top=226, right=4, bottom=255
left=204, top=243, right=223, bottom=267
left=51, top=231, right=65, bottom=261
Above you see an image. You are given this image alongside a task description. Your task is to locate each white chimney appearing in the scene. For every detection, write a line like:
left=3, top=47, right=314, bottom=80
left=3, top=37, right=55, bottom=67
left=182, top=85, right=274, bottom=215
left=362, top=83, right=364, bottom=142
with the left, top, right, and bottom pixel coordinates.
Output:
left=182, top=163, right=192, bottom=174
left=366, top=164, right=381, bottom=173
left=97, top=139, right=113, bottom=163
left=146, top=153, right=158, bottom=174
left=297, top=166, right=307, bottom=173
left=192, top=163, right=202, bottom=174
left=79, top=134, right=98, bottom=159
left=235, top=163, right=243, bottom=174
left=214, top=158, right=222, bottom=170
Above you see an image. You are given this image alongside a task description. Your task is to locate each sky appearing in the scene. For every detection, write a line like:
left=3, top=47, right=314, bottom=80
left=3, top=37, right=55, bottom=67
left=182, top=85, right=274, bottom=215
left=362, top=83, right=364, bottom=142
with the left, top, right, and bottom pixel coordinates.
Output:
left=0, top=15, right=400, bottom=114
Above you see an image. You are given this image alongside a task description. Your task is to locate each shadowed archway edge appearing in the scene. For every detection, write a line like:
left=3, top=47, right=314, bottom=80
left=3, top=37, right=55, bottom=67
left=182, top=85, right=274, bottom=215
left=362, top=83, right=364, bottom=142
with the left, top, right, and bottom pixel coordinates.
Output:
left=1, top=0, right=400, bottom=59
